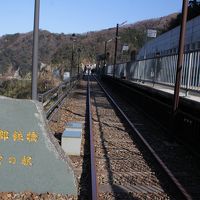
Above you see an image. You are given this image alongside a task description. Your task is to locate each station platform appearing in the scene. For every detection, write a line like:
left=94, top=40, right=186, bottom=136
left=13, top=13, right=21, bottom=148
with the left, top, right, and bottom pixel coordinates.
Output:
left=133, top=81, right=200, bottom=103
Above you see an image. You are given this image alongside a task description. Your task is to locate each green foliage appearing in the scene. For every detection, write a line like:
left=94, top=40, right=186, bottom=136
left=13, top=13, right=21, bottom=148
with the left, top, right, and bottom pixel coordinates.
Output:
left=188, top=1, right=200, bottom=19
left=51, top=45, right=71, bottom=64
left=168, top=1, right=200, bottom=30
left=0, top=79, right=56, bottom=99
left=0, top=79, right=31, bottom=99
left=120, top=28, right=146, bottom=50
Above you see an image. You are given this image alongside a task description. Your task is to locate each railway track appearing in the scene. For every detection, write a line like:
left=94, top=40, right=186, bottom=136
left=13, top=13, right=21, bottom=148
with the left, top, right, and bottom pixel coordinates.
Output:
left=88, top=75, right=192, bottom=199
left=99, top=77, right=200, bottom=199
left=48, top=75, right=200, bottom=199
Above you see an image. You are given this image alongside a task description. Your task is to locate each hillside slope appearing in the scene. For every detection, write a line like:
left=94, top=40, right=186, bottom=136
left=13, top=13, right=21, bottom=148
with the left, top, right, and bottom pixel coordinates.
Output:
left=0, top=13, right=178, bottom=77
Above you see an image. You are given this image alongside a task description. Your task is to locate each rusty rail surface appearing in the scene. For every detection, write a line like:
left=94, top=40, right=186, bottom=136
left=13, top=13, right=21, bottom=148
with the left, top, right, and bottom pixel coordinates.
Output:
left=87, top=74, right=98, bottom=200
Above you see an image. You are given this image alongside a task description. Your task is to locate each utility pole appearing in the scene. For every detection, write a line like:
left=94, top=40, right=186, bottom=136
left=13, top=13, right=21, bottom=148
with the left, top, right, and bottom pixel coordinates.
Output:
left=113, top=21, right=127, bottom=78
left=77, top=48, right=81, bottom=76
left=104, top=39, right=113, bottom=68
left=103, top=40, right=107, bottom=68
left=31, top=0, right=40, bottom=100
left=70, top=33, right=76, bottom=83
left=172, top=0, right=188, bottom=114
left=113, top=24, right=119, bottom=78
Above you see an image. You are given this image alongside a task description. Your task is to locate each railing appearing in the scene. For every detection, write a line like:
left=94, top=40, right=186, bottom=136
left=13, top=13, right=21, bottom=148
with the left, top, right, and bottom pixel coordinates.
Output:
left=105, top=49, right=200, bottom=93
left=38, top=76, right=80, bottom=119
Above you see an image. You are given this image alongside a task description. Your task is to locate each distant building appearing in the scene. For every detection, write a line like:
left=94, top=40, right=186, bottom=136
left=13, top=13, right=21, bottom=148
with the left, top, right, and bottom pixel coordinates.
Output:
left=63, top=72, right=70, bottom=81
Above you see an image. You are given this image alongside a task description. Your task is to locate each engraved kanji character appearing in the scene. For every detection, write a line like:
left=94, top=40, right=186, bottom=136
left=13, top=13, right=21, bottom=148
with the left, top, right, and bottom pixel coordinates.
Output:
left=0, top=130, right=9, bottom=141
left=8, top=156, right=16, bottom=165
left=21, top=156, right=32, bottom=166
left=13, top=131, right=23, bottom=141
left=0, top=154, right=3, bottom=165
left=26, top=131, right=38, bottom=142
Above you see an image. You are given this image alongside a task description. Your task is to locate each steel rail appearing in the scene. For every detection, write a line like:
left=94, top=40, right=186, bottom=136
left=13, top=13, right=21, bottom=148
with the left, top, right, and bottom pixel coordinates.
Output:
left=94, top=75, right=192, bottom=200
left=87, top=74, right=98, bottom=200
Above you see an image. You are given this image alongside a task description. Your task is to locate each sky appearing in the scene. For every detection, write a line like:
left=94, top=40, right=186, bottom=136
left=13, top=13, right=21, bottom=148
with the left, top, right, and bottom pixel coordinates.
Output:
left=0, top=0, right=183, bottom=36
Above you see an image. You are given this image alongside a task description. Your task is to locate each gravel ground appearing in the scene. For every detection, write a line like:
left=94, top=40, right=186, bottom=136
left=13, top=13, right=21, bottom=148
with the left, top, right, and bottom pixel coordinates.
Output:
left=0, top=192, right=77, bottom=200
left=49, top=80, right=89, bottom=200
left=101, top=77, right=200, bottom=199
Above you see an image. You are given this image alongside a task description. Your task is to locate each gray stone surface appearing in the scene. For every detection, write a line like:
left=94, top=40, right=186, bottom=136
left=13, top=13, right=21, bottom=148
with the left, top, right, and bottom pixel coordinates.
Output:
left=63, top=130, right=82, bottom=138
left=0, top=96, right=77, bottom=195
left=66, top=122, right=82, bottom=129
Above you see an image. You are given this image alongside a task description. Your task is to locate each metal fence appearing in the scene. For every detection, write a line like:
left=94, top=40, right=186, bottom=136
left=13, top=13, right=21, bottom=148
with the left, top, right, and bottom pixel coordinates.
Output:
left=38, top=76, right=79, bottom=119
left=105, top=50, right=200, bottom=92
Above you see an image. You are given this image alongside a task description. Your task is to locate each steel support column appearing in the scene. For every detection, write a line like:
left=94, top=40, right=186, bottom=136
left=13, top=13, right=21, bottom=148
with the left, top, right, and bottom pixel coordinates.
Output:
left=103, top=41, right=107, bottom=68
left=172, top=0, right=188, bottom=114
left=31, top=0, right=40, bottom=100
left=113, top=24, right=119, bottom=78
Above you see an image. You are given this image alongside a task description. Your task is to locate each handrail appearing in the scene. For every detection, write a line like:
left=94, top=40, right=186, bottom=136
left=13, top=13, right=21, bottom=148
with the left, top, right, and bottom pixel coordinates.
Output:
left=39, top=76, right=80, bottom=119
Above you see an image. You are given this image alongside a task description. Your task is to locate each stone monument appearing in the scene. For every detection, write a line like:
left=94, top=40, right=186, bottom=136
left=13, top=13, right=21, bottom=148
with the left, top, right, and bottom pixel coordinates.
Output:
left=0, top=96, right=77, bottom=195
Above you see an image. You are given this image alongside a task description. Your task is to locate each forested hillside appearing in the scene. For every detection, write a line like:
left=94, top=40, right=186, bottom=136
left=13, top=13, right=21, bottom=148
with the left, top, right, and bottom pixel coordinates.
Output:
left=0, top=13, right=178, bottom=77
